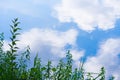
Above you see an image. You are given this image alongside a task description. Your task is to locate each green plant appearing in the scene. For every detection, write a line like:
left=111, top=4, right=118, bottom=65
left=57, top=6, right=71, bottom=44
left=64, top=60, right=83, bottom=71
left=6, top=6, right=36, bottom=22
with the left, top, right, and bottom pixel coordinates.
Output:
left=29, top=53, right=43, bottom=80
left=0, top=18, right=21, bottom=80
left=0, top=18, right=115, bottom=80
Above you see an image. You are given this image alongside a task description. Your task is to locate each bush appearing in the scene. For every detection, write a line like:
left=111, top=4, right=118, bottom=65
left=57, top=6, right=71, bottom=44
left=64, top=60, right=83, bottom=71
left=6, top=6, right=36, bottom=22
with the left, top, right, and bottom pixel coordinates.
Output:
left=0, top=18, right=114, bottom=80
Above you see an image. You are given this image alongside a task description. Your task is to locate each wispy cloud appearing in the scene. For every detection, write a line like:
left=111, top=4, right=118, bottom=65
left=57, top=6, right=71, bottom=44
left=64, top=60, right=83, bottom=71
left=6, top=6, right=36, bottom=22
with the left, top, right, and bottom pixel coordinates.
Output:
left=84, top=38, right=120, bottom=79
left=54, top=0, right=120, bottom=32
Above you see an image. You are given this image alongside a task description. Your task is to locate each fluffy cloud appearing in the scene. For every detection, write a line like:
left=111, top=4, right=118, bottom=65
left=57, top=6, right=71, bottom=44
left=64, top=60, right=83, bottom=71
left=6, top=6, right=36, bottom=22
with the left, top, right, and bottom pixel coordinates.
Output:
left=84, top=38, right=120, bottom=80
left=54, top=0, right=120, bottom=32
left=4, top=28, right=83, bottom=64
left=3, top=27, right=84, bottom=66
left=70, top=50, right=84, bottom=68
left=18, top=28, right=77, bottom=56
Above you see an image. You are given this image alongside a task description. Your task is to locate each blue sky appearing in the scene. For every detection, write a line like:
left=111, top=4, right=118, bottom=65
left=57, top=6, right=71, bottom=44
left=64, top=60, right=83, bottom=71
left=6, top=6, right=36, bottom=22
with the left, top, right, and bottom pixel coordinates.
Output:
left=0, top=0, right=120, bottom=79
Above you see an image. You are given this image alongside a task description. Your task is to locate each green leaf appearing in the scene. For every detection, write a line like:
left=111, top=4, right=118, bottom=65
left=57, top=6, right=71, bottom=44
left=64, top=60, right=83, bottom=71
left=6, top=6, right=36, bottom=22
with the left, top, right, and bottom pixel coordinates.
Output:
left=41, top=67, right=46, bottom=71
left=14, top=18, right=18, bottom=22
left=15, top=33, right=20, bottom=35
left=12, top=41, right=16, bottom=45
left=52, top=68, right=56, bottom=72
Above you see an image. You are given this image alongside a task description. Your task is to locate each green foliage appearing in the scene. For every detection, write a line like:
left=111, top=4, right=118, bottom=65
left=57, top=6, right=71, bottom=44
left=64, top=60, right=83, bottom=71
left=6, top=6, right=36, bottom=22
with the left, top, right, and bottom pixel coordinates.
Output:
left=0, top=18, right=115, bottom=80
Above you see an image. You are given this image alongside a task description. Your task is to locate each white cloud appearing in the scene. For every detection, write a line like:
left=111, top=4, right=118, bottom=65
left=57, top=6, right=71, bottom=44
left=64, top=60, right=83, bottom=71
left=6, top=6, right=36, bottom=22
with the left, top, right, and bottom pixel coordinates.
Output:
left=13, top=28, right=85, bottom=64
left=3, top=27, right=84, bottom=65
left=71, top=50, right=84, bottom=61
left=3, top=27, right=84, bottom=63
left=54, top=0, right=120, bottom=32
left=3, top=40, right=10, bottom=51
left=71, top=50, right=84, bottom=68
left=84, top=38, right=120, bottom=80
